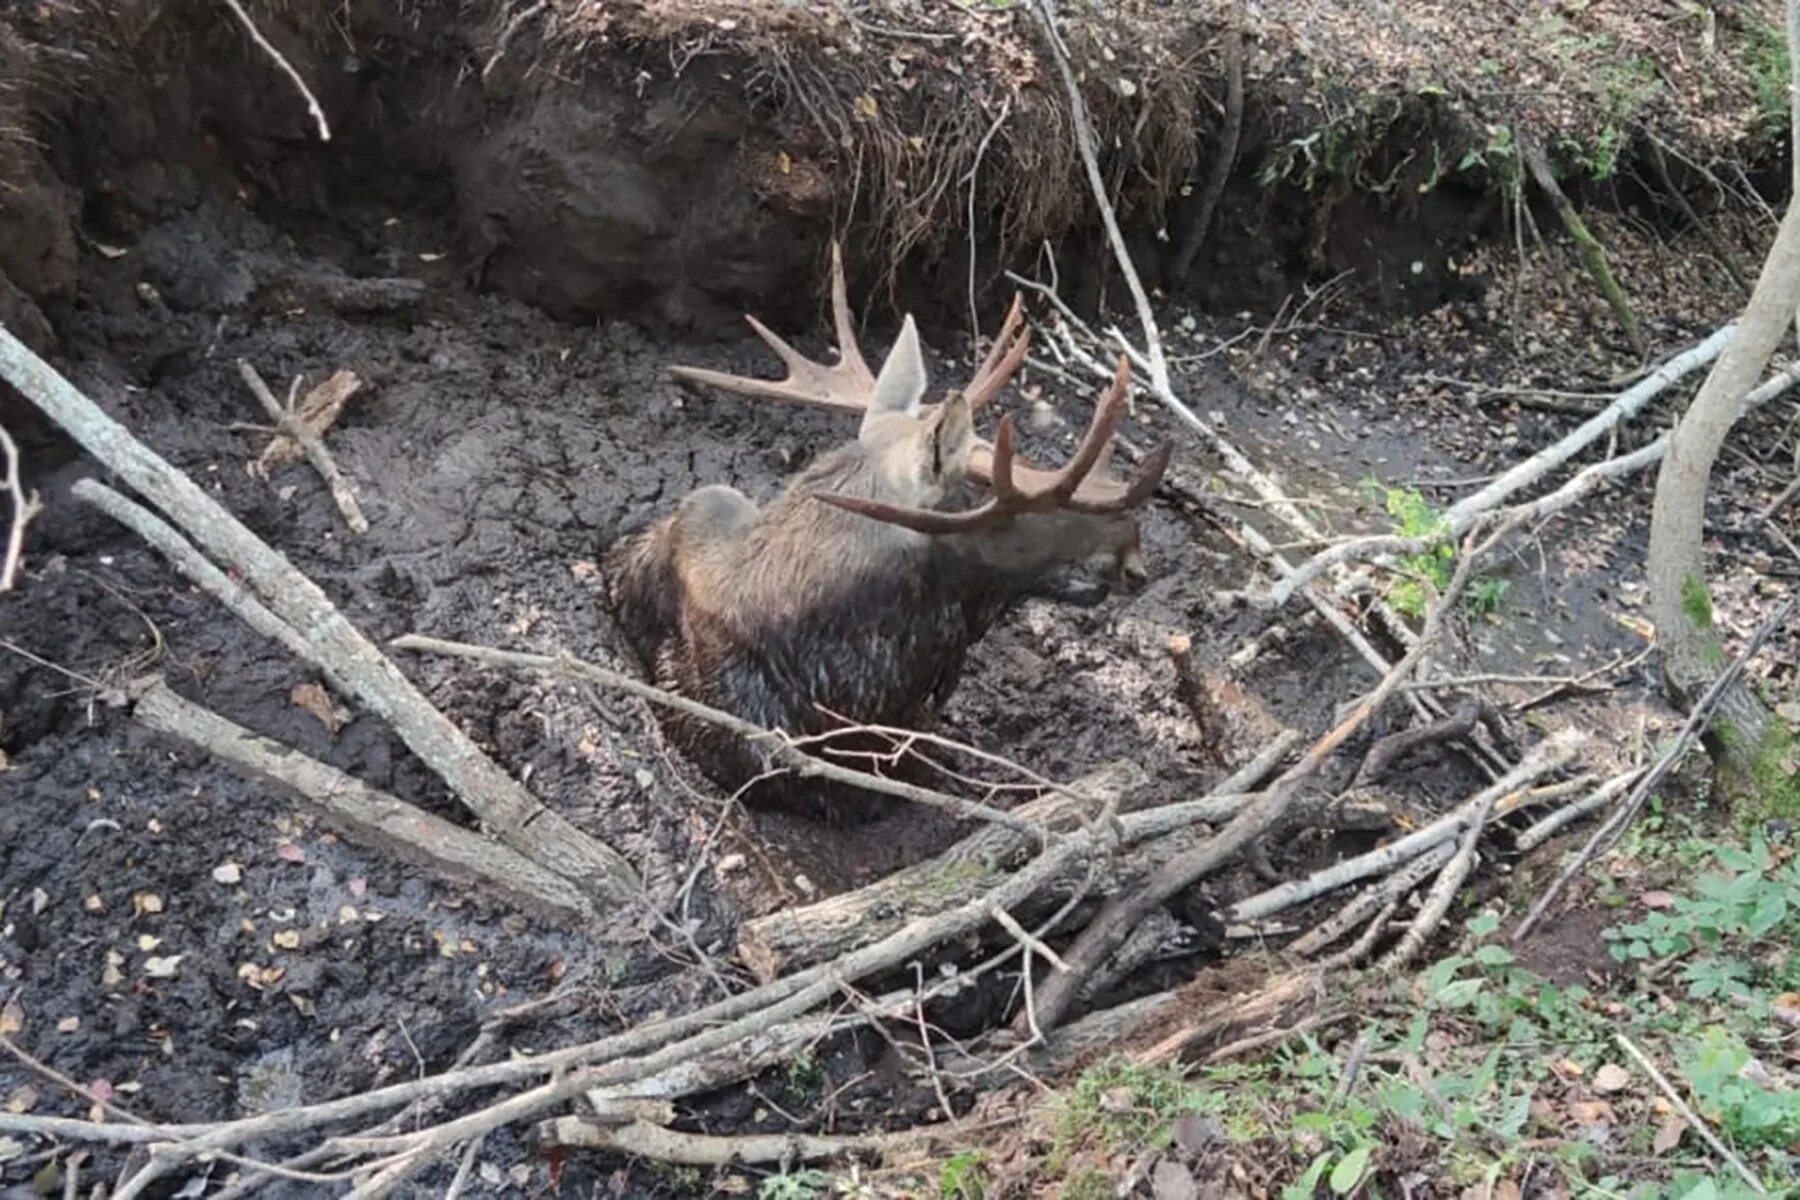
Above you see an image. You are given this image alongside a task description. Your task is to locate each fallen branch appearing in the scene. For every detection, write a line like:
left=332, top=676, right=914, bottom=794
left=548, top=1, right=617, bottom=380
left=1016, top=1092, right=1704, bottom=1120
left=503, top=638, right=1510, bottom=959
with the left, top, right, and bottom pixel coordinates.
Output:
left=389, top=634, right=1051, bottom=838
left=1025, top=0, right=1168, bottom=394
left=1263, top=354, right=1800, bottom=609
left=1512, top=595, right=1795, bottom=943
left=1284, top=841, right=1455, bottom=960
left=1514, top=766, right=1644, bottom=852
left=238, top=361, right=368, bottom=534
left=534, top=1116, right=949, bottom=1166
left=73, top=480, right=316, bottom=669
left=1171, top=15, right=1244, bottom=285
left=1379, top=775, right=1505, bottom=971
left=107, top=815, right=1106, bottom=1196
left=734, top=760, right=1144, bottom=984
left=1518, top=129, right=1645, bottom=355
left=217, top=0, right=332, bottom=142
left=1024, top=518, right=1508, bottom=1034
left=0, top=327, right=639, bottom=907
left=0, top=420, right=43, bottom=591
left=130, top=677, right=596, bottom=923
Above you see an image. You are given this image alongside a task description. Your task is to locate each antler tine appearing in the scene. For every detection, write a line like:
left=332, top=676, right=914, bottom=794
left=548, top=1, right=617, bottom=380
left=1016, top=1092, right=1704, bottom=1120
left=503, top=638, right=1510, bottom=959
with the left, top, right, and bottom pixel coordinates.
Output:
left=828, top=241, right=875, bottom=388
left=666, top=243, right=878, bottom=414
left=1066, top=436, right=1174, bottom=514
left=988, top=414, right=1018, bottom=498
left=961, top=293, right=1031, bottom=414
left=1044, top=355, right=1132, bottom=502
left=810, top=490, right=999, bottom=534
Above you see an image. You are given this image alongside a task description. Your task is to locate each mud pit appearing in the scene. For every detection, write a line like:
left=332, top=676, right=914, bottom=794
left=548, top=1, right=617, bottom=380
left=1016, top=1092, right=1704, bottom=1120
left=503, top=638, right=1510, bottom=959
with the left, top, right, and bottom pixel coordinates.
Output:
left=0, top=3, right=1730, bottom=1197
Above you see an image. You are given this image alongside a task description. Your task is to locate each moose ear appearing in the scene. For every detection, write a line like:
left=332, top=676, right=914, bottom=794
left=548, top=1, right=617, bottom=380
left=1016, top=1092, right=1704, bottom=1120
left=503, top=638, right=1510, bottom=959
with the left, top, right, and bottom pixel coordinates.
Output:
left=863, top=315, right=928, bottom=431
left=924, top=392, right=974, bottom=482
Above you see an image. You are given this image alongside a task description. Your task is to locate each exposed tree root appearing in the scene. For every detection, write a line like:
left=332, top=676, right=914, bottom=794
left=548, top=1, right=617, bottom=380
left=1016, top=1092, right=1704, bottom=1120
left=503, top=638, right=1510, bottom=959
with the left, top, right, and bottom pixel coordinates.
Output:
left=1518, top=128, right=1645, bottom=356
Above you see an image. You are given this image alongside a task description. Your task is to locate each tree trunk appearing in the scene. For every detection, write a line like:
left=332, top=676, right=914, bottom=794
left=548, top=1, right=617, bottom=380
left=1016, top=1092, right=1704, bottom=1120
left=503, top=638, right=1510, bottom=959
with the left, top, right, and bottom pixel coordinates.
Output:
left=1647, top=197, right=1800, bottom=817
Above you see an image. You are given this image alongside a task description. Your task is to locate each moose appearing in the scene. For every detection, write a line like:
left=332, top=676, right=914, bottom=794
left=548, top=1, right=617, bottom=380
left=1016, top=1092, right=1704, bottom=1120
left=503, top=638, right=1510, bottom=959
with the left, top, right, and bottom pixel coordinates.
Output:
left=603, top=246, right=1173, bottom=812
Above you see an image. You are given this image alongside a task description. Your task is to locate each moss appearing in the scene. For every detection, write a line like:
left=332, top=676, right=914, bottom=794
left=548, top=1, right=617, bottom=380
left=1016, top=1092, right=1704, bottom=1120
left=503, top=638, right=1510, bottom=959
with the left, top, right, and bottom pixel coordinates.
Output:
left=1735, top=719, right=1800, bottom=827
left=1680, top=573, right=1715, bottom=630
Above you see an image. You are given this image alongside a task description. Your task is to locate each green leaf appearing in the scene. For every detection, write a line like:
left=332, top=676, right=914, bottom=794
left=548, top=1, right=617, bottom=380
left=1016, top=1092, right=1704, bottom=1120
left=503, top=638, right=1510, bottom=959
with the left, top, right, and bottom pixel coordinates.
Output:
left=1329, top=1145, right=1373, bottom=1195
left=1473, top=944, right=1514, bottom=967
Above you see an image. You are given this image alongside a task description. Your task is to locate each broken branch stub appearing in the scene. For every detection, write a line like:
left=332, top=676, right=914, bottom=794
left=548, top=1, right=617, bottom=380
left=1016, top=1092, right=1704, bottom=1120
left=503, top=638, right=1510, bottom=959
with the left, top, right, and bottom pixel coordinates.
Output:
left=0, top=326, right=641, bottom=908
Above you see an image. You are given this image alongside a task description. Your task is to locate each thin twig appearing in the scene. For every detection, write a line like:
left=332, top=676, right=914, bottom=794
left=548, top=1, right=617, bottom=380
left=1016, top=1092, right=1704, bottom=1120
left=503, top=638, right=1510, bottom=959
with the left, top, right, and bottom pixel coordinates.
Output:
left=1616, top=1033, right=1768, bottom=1195
left=0, top=421, right=44, bottom=591
left=389, top=634, right=1049, bottom=838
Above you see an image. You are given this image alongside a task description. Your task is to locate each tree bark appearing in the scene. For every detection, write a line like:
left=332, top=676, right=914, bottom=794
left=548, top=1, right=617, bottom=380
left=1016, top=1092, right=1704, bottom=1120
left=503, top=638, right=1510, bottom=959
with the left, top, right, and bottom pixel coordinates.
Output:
left=1647, top=196, right=1800, bottom=809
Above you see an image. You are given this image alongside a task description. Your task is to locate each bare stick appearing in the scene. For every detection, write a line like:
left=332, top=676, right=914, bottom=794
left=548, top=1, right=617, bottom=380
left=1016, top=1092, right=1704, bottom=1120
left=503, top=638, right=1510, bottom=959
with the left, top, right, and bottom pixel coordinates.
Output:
left=110, top=821, right=1100, bottom=1188
left=1513, top=595, right=1796, bottom=943
left=1515, top=767, right=1644, bottom=852
left=1379, top=780, right=1505, bottom=971
left=0, top=328, right=639, bottom=906
left=217, top=0, right=332, bottom=142
left=1616, top=1033, right=1769, bottom=1195
left=1285, top=841, right=1455, bottom=959
left=535, top=1116, right=949, bottom=1165
left=1025, top=519, right=1507, bottom=1033
left=1024, top=0, right=1168, bottom=394
left=1263, top=358, right=1800, bottom=608
left=737, top=730, right=1297, bottom=982
left=239, top=361, right=368, bottom=533
left=1518, top=129, right=1645, bottom=355
left=0, top=421, right=43, bottom=591
left=73, top=480, right=316, bottom=667
left=389, top=634, right=1050, bottom=839
left=1172, top=15, right=1244, bottom=283
left=130, top=677, right=596, bottom=923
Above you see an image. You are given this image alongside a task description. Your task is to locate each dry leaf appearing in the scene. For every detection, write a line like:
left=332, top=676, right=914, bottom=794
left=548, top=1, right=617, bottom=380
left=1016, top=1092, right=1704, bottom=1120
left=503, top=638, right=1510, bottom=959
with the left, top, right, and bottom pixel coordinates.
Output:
left=143, top=955, right=183, bottom=979
left=290, top=682, right=345, bottom=736
left=251, top=370, right=363, bottom=476
left=131, top=892, right=164, bottom=917
left=1652, top=1114, right=1687, bottom=1154
left=1593, top=1063, right=1631, bottom=1092
left=4, top=1085, right=37, bottom=1114
left=102, top=950, right=125, bottom=988
left=855, top=92, right=879, bottom=119
left=1150, top=1159, right=1199, bottom=1200
left=0, top=998, right=24, bottom=1036
left=272, top=930, right=303, bottom=951
left=1568, top=1099, right=1615, bottom=1126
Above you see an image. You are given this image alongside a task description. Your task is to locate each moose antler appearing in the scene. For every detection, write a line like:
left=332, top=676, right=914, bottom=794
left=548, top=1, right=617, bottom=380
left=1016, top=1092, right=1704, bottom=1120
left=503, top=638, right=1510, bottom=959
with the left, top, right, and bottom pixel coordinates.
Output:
left=668, top=242, right=1028, bottom=418
left=666, top=242, right=1171, bottom=520
left=813, top=356, right=1173, bottom=533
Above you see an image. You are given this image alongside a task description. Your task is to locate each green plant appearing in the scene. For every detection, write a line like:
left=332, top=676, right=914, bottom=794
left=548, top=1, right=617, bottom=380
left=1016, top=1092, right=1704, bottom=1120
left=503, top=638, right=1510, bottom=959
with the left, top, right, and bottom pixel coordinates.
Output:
left=759, top=1168, right=839, bottom=1200
left=936, top=1150, right=987, bottom=1200
left=1604, top=837, right=1800, bottom=1005
left=1743, top=21, right=1792, bottom=133
left=1360, top=478, right=1453, bottom=618
left=785, top=1050, right=823, bottom=1095
left=1686, top=1026, right=1800, bottom=1151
